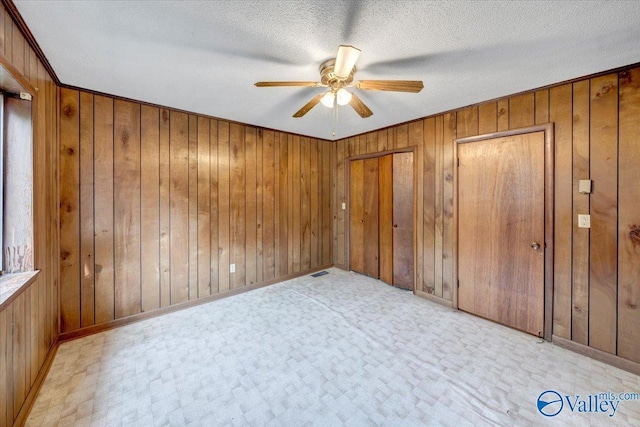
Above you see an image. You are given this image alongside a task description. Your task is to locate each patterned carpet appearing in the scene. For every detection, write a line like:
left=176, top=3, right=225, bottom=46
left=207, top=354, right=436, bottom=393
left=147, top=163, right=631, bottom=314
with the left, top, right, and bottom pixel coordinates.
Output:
left=27, top=268, right=640, bottom=426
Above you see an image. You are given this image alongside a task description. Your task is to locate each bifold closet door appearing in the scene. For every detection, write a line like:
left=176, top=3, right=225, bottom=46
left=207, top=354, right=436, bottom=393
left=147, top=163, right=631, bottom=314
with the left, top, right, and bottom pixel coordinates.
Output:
left=349, top=158, right=379, bottom=278
left=392, top=152, right=414, bottom=290
left=378, top=155, right=393, bottom=285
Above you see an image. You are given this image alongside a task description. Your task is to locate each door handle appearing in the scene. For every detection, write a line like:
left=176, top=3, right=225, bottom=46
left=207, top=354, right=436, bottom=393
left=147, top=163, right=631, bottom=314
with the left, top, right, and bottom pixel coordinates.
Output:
left=393, top=224, right=398, bottom=228
left=531, top=242, right=540, bottom=250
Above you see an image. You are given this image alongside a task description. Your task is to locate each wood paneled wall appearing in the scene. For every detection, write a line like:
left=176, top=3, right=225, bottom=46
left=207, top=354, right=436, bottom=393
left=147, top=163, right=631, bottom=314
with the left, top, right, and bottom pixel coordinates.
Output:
left=58, top=88, right=333, bottom=333
left=333, top=65, right=640, bottom=365
left=0, top=2, right=59, bottom=426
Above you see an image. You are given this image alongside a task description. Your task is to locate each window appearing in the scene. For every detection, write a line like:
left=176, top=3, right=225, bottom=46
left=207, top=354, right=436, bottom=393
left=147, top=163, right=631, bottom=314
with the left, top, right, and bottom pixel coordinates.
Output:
left=1, top=91, right=33, bottom=274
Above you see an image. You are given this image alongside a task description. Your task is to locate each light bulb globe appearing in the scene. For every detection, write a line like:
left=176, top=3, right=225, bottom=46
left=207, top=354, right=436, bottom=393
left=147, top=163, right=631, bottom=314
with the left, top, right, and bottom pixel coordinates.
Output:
left=321, top=92, right=335, bottom=108
left=336, top=88, right=352, bottom=106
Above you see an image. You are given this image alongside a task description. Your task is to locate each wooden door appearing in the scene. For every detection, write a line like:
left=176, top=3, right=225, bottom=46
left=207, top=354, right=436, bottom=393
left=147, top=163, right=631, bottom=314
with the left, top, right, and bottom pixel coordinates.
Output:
left=349, top=160, right=365, bottom=274
left=350, top=159, right=379, bottom=277
left=392, top=152, right=414, bottom=290
left=378, top=155, right=393, bottom=285
left=457, top=131, right=545, bottom=336
left=363, top=158, right=379, bottom=277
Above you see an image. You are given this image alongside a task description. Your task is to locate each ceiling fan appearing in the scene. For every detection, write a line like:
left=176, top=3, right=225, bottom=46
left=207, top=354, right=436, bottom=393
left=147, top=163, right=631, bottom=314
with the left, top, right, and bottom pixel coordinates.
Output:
left=255, top=45, right=424, bottom=119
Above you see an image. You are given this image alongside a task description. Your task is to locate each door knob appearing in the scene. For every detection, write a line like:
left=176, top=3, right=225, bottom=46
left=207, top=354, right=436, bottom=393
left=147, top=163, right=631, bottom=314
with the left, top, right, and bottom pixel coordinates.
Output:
left=360, top=220, right=364, bottom=224
left=393, top=224, right=398, bottom=228
left=531, top=242, right=540, bottom=250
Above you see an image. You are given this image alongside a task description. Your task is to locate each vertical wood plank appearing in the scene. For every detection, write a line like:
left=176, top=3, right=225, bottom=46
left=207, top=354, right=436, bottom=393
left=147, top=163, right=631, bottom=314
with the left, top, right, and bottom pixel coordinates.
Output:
left=188, top=116, right=198, bottom=298
left=366, top=132, right=377, bottom=154
left=410, top=121, right=424, bottom=289
left=497, top=98, right=509, bottom=131
left=229, top=123, right=246, bottom=288
left=396, top=124, right=408, bottom=148
left=277, top=132, right=288, bottom=277
left=29, top=281, right=38, bottom=385
left=0, top=6, right=5, bottom=53
left=263, top=130, right=276, bottom=280
left=140, top=106, right=160, bottom=311
left=310, top=139, right=319, bottom=268
left=79, top=92, right=95, bottom=327
left=169, top=112, right=190, bottom=303
left=24, top=288, right=30, bottom=389
left=35, top=57, right=48, bottom=365
left=377, top=129, right=388, bottom=152
left=256, top=130, right=264, bottom=282
left=572, top=80, right=590, bottom=345
left=508, top=92, right=535, bottom=129
left=300, top=137, right=311, bottom=271
left=159, top=110, right=171, bottom=306
left=209, top=120, right=219, bottom=294
left=0, top=307, right=8, bottom=427
left=12, top=295, right=25, bottom=417
left=441, top=112, right=456, bottom=301
left=535, top=90, right=550, bottom=125
left=3, top=304, right=14, bottom=426
left=331, top=140, right=337, bottom=267
left=217, top=121, right=230, bottom=292
left=589, top=74, right=618, bottom=354
left=618, top=68, right=640, bottom=363
left=336, top=139, right=346, bottom=267
left=292, top=136, right=301, bottom=272
left=113, top=100, right=141, bottom=318
left=456, top=106, right=478, bottom=138
left=93, top=95, right=114, bottom=324
left=59, top=88, right=80, bottom=332
left=478, top=102, right=497, bottom=134
left=357, top=135, right=367, bottom=155
left=423, top=118, right=436, bottom=293
left=197, top=117, right=211, bottom=296
left=273, top=132, right=280, bottom=279
left=245, top=127, right=257, bottom=285
left=321, top=141, right=332, bottom=266
left=49, top=72, right=59, bottom=339
left=549, top=83, right=573, bottom=339
left=434, top=115, right=444, bottom=298
left=10, top=23, right=23, bottom=75
left=347, top=137, right=358, bottom=157
left=3, top=12, right=12, bottom=60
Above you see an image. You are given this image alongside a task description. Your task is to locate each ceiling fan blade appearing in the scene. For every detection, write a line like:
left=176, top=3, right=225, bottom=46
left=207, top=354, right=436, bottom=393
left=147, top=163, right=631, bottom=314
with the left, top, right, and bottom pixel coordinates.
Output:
left=355, top=80, right=424, bottom=93
left=293, top=94, right=324, bottom=118
left=349, top=93, right=373, bottom=118
left=255, top=81, right=322, bottom=87
left=334, top=45, right=361, bottom=79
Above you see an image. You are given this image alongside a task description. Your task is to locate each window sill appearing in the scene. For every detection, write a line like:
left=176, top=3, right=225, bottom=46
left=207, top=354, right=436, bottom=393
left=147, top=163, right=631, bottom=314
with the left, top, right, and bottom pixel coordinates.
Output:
left=0, top=270, right=40, bottom=310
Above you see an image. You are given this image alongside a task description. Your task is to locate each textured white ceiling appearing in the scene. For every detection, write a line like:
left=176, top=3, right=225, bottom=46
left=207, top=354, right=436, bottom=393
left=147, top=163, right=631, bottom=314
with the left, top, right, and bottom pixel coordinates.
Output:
left=14, top=1, right=640, bottom=140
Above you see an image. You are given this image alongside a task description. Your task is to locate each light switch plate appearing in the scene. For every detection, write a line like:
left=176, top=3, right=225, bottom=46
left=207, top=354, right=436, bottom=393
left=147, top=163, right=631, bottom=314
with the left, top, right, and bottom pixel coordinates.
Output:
left=341, top=202, right=346, bottom=210
left=579, top=179, right=592, bottom=194
left=578, top=214, right=590, bottom=228
left=230, top=263, right=236, bottom=273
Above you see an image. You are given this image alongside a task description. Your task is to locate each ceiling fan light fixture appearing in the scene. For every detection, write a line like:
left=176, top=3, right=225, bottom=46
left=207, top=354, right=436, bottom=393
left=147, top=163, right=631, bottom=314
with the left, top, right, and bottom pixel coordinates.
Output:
left=321, top=91, right=335, bottom=108
left=336, top=88, right=352, bottom=106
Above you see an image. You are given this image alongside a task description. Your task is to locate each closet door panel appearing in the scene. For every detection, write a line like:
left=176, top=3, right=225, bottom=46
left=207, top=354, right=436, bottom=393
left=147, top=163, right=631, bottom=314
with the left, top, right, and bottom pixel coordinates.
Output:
left=349, top=160, right=365, bottom=274
left=363, top=158, right=379, bottom=277
left=379, top=155, right=394, bottom=285
left=393, top=152, right=414, bottom=290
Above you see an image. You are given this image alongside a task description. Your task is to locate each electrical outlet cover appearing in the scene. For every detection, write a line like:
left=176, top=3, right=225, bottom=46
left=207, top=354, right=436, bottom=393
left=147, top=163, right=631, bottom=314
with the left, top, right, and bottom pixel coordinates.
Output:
left=578, top=214, right=590, bottom=228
